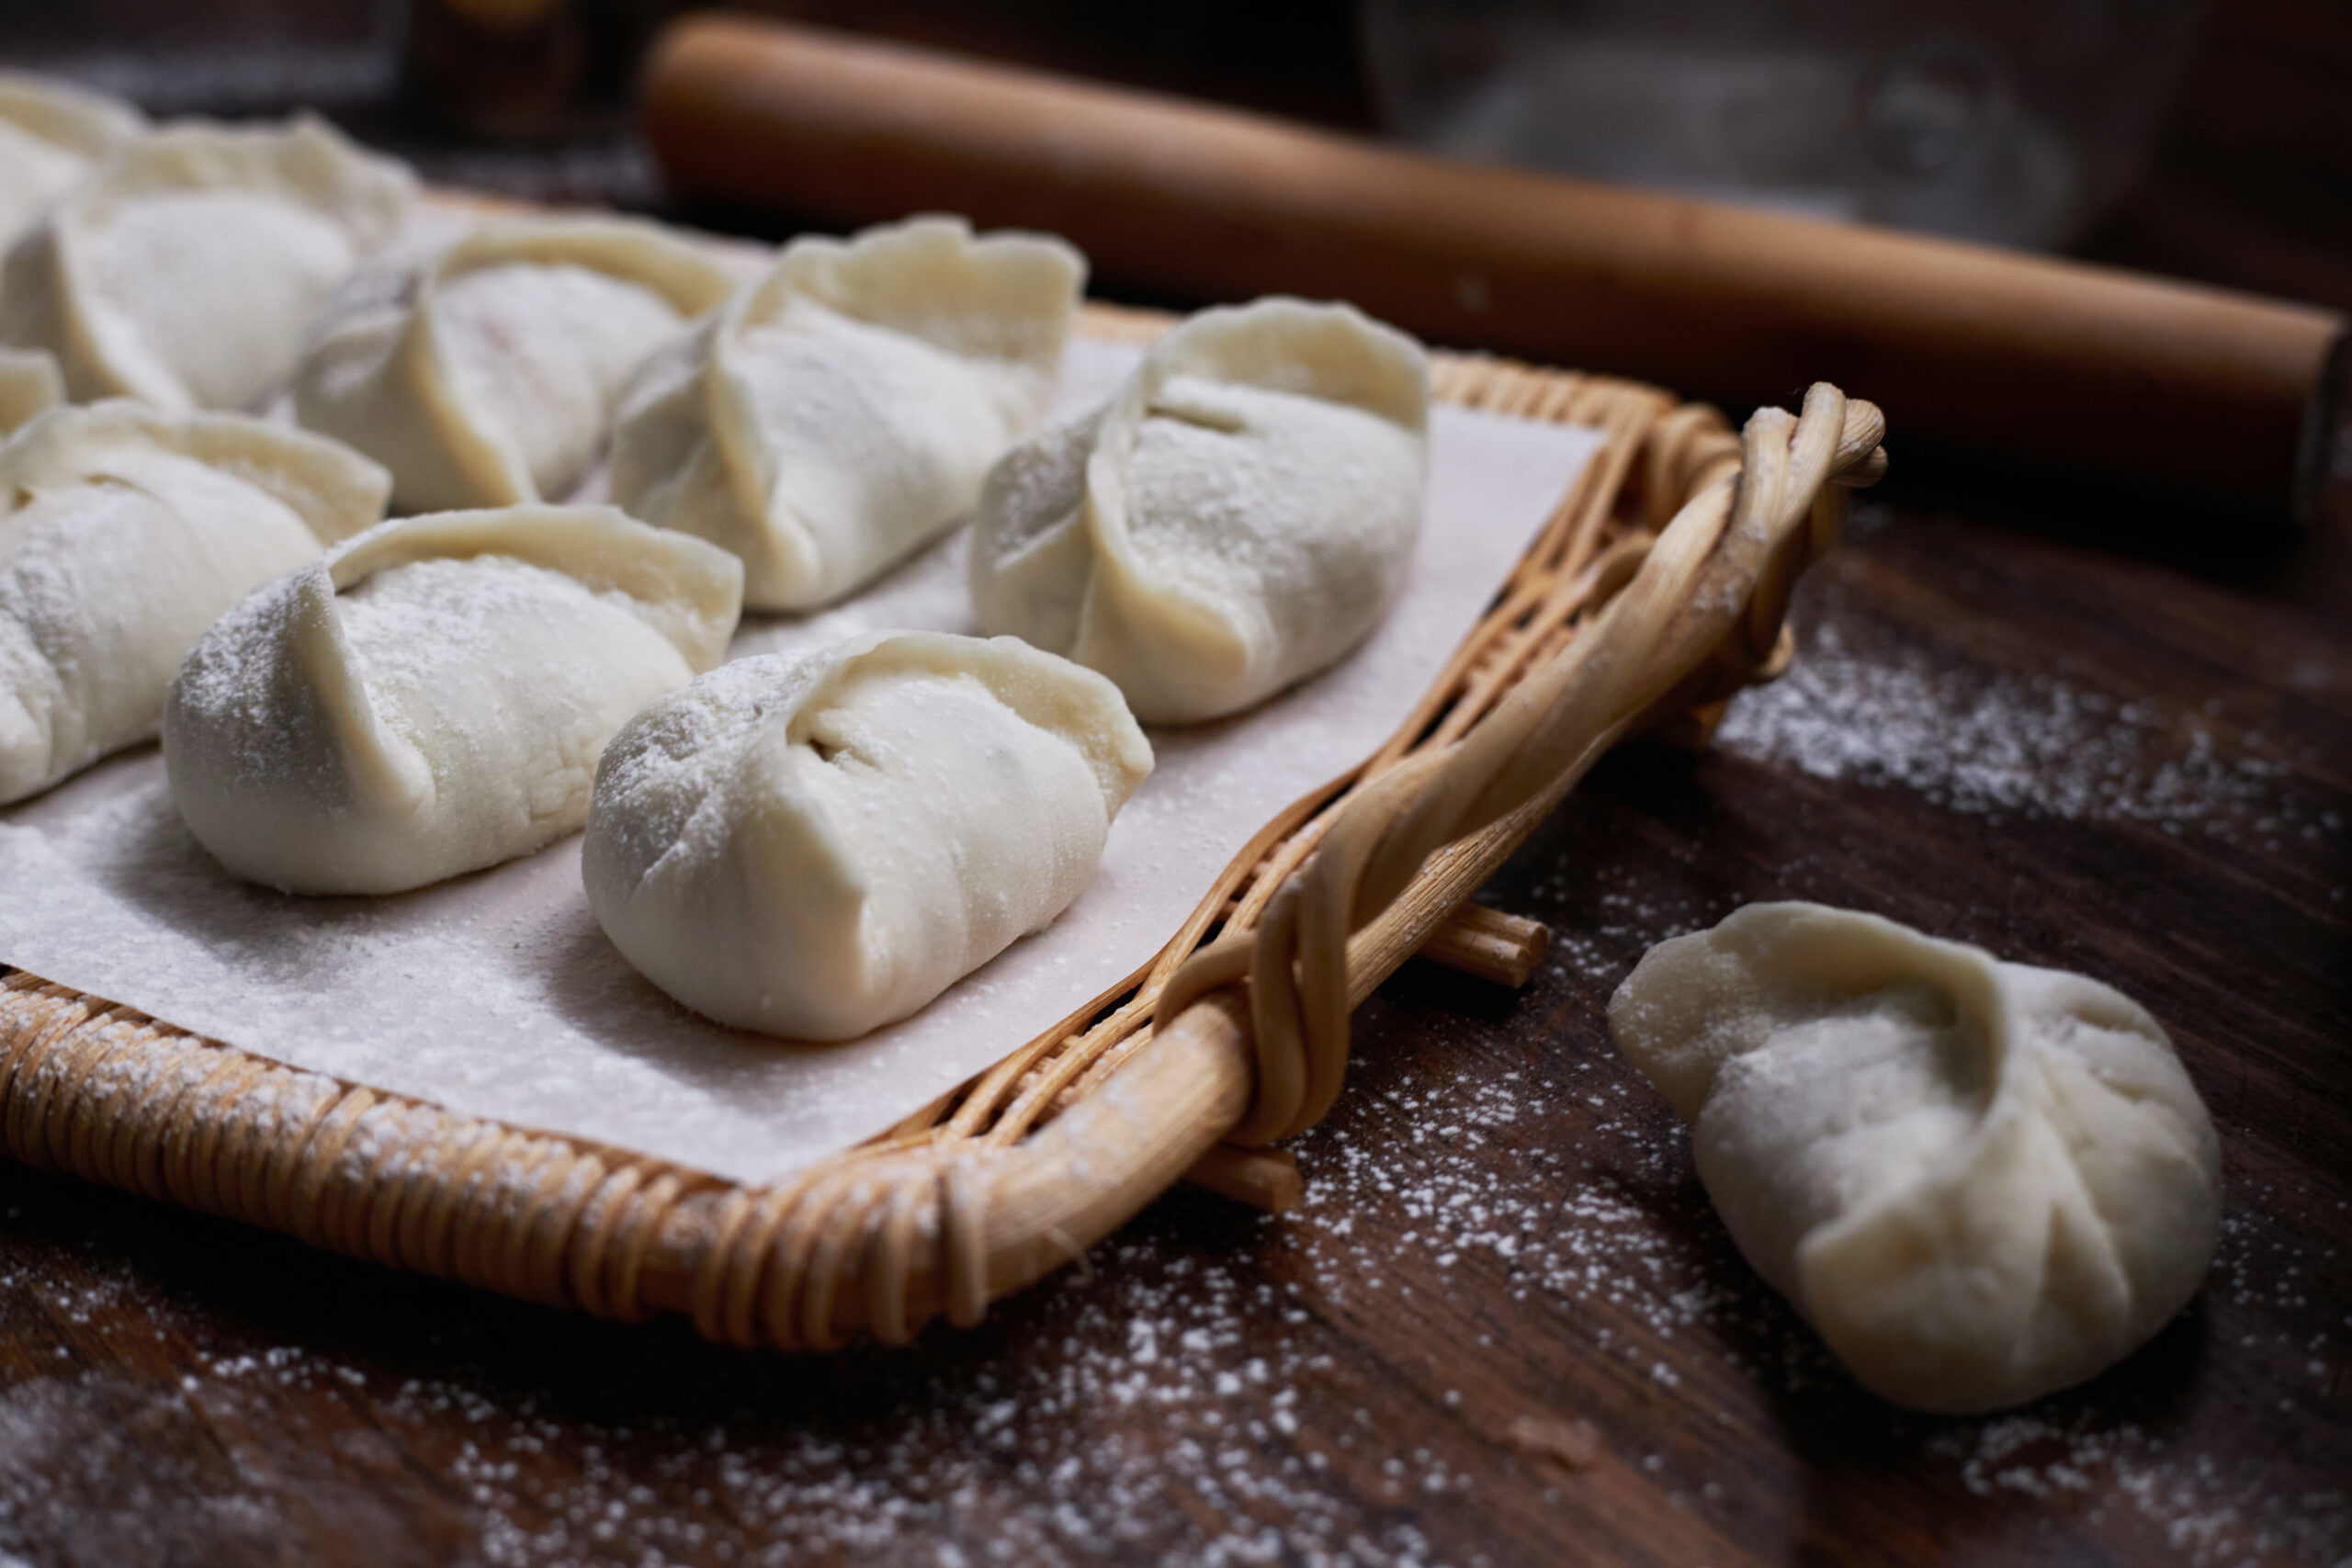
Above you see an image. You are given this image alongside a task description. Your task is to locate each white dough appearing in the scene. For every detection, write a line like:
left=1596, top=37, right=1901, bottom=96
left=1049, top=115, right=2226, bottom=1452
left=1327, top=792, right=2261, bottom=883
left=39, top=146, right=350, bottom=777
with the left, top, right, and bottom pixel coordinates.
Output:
left=607, top=215, right=1084, bottom=611
left=164, top=504, right=743, bottom=895
left=0, top=400, right=388, bottom=805
left=1608, top=901, right=2222, bottom=1414
left=294, top=218, right=743, bottom=513
left=0, top=116, right=414, bottom=412
left=0, top=73, right=144, bottom=251
left=969, top=297, right=1429, bottom=725
left=582, top=630, right=1152, bottom=1040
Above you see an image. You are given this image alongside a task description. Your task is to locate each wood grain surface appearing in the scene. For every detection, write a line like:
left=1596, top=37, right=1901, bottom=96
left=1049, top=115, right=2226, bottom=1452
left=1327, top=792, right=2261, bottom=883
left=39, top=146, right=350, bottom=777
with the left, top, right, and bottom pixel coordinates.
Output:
left=3, top=5, right=2349, bottom=1566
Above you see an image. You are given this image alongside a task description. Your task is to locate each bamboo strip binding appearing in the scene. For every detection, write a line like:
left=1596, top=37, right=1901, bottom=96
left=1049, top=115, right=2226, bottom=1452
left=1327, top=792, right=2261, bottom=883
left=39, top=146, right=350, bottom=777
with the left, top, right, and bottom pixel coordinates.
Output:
left=0, top=321, right=1883, bottom=1350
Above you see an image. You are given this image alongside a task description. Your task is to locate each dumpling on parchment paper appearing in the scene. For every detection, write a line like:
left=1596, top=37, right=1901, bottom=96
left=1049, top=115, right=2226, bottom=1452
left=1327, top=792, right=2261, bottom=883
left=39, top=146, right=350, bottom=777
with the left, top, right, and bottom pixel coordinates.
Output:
left=582, top=629, right=1151, bottom=1040
left=293, top=217, right=744, bottom=513
left=0, top=115, right=413, bottom=412
left=969, top=297, right=1429, bottom=725
left=608, top=215, right=1084, bottom=612
left=0, top=400, right=389, bottom=805
left=164, top=504, right=743, bottom=896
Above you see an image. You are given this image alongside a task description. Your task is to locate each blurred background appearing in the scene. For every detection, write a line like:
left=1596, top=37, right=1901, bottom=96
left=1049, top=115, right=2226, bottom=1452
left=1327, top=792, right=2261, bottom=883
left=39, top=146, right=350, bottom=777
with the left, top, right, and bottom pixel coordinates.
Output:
left=2, top=0, right=2345, bottom=315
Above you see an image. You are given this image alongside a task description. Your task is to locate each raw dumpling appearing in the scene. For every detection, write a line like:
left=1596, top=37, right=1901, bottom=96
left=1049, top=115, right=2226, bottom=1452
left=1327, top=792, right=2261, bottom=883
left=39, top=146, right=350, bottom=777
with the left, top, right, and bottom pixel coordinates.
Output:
left=607, top=215, right=1084, bottom=612
left=293, top=218, right=744, bottom=513
left=164, top=504, right=743, bottom=895
left=0, top=116, right=414, bottom=411
left=1608, top=901, right=2222, bottom=1414
left=969, top=297, right=1429, bottom=725
left=582, top=630, right=1152, bottom=1039
left=0, top=400, right=390, bottom=805
left=0, top=73, right=144, bottom=250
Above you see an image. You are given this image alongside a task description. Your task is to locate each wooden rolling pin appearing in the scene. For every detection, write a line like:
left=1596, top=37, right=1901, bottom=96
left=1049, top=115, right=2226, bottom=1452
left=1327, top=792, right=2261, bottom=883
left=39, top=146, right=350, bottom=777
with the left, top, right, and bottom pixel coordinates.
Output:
left=644, top=13, right=2347, bottom=522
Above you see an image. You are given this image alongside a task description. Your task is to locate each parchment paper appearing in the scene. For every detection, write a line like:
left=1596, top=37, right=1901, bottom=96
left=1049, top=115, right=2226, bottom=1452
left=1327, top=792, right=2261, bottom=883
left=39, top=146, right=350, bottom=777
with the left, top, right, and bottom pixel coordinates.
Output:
left=0, top=337, right=1603, bottom=1186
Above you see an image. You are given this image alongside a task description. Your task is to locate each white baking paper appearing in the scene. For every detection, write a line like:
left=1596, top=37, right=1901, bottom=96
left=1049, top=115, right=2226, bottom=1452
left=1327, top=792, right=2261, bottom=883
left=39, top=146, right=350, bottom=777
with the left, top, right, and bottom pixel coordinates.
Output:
left=0, top=337, right=1603, bottom=1187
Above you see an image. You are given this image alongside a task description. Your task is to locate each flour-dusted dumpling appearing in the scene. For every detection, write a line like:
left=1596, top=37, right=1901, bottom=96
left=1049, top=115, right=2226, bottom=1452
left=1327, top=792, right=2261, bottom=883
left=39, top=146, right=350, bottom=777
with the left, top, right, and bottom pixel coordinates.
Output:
left=0, top=400, right=389, bottom=805
left=0, top=74, right=144, bottom=250
left=1608, top=902, right=2222, bottom=1414
left=0, top=116, right=414, bottom=411
left=164, top=505, right=743, bottom=895
left=293, top=219, right=744, bottom=513
left=583, top=630, right=1152, bottom=1039
left=970, top=298, right=1429, bottom=725
left=608, top=215, right=1085, bottom=612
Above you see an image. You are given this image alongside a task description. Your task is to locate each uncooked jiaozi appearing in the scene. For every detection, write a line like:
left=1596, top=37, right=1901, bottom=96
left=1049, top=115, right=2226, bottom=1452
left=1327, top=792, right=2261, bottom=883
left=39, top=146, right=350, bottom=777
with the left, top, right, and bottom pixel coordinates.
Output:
left=1608, top=901, right=2222, bottom=1414
left=583, top=630, right=1152, bottom=1039
left=608, top=215, right=1084, bottom=611
left=164, top=504, right=743, bottom=895
left=293, top=218, right=744, bottom=513
left=0, top=116, right=414, bottom=411
left=0, top=73, right=144, bottom=250
left=0, top=400, right=390, bottom=805
left=969, top=297, right=1429, bottom=724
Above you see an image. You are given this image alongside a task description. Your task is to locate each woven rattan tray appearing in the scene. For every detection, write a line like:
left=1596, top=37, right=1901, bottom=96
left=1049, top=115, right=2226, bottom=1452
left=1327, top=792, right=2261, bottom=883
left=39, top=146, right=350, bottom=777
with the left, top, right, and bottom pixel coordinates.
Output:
left=0, top=299, right=1883, bottom=1351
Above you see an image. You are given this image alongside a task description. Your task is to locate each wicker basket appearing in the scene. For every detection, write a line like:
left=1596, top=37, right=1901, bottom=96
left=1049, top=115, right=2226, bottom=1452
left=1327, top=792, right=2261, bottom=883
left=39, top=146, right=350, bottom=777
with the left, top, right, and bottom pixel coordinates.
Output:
left=0, top=301, right=1884, bottom=1350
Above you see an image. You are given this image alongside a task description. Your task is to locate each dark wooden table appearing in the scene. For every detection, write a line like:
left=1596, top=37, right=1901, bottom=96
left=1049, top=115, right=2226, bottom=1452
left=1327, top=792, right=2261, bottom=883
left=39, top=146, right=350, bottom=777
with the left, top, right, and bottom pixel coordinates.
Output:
left=3, top=7, right=2348, bottom=1566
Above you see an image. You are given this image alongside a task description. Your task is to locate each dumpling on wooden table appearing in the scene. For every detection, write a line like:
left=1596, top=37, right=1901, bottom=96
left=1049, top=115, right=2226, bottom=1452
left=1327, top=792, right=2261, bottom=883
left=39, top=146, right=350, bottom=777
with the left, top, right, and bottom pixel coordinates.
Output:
left=0, top=73, right=144, bottom=251
left=0, top=400, right=390, bottom=805
left=582, top=630, right=1152, bottom=1039
left=608, top=215, right=1084, bottom=611
left=293, top=218, right=744, bottom=513
left=1609, top=901, right=2222, bottom=1414
left=0, top=116, right=413, bottom=412
left=164, top=505, right=743, bottom=895
left=969, top=297, right=1430, bottom=725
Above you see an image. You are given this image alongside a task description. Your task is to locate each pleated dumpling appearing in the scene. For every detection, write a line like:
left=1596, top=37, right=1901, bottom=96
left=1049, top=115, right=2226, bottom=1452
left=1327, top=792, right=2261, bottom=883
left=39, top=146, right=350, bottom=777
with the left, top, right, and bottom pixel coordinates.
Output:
left=164, top=505, right=743, bottom=895
left=582, top=630, right=1152, bottom=1039
left=0, top=400, right=390, bottom=805
left=1609, top=902, right=2222, bottom=1414
left=969, top=298, right=1430, bottom=725
left=608, top=215, right=1084, bottom=612
left=0, top=73, right=144, bottom=250
left=293, top=219, right=745, bottom=513
left=0, top=116, right=414, bottom=412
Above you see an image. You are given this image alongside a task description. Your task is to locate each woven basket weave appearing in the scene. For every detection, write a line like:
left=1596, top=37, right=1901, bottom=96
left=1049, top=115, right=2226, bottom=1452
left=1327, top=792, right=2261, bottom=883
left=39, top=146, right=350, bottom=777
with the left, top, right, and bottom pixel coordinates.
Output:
left=0, top=301, right=1883, bottom=1350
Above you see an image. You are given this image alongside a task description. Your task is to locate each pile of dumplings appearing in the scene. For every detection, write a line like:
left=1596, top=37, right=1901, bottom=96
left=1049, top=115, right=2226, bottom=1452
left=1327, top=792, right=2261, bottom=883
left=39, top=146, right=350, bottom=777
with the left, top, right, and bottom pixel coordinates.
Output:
left=0, top=73, right=1434, bottom=1043
left=2, top=73, right=2227, bottom=1421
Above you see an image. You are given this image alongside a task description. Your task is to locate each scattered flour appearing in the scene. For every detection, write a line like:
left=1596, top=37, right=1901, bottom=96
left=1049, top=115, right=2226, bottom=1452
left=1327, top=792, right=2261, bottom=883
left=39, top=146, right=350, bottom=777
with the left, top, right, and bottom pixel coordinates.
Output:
left=1716, top=620, right=2330, bottom=847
